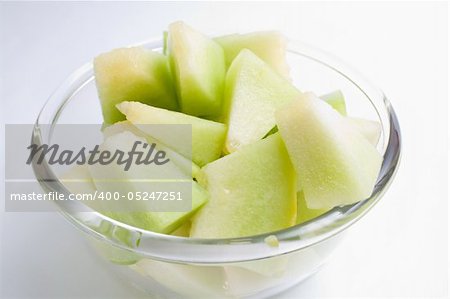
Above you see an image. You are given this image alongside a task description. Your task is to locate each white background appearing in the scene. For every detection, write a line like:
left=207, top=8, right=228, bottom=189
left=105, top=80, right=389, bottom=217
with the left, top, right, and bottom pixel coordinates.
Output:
left=0, top=2, right=448, bottom=298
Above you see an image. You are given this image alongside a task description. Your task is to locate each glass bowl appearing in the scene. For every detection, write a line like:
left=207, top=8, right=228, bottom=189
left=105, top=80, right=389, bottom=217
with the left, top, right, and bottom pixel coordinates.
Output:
left=31, top=39, right=401, bottom=298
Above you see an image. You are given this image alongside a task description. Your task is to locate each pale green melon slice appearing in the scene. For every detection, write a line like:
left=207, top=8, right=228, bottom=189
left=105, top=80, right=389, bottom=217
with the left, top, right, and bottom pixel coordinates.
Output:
left=276, top=93, right=382, bottom=209
left=117, top=101, right=226, bottom=166
left=94, top=47, right=177, bottom=124
left=170, top=220, right=191, bottom=237
left=295, top=117, right=381, bottom=223
left=296, top=191, right=330, bottom=224
left=348, top=117, right=381, bottom=146
left=215, top=31, right=290, bottom=78
left=168, top=21, right=226, bottom=118
left=263, top=90, right=348, bottom=138
left=87, top=131, right=209, bottom=234
left=103, top=120, right=200, bottom=177
left=320, top=91, right=381, bottom=145
left=223, top=49, right=301, bottom=153
left=190, top=133, right=297, bottom=238
left=320, top=90, right=347, bottom=115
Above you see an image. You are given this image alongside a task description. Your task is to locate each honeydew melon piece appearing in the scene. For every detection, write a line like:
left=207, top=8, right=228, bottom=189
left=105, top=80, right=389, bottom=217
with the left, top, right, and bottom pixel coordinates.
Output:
left=102, top=120, right=143, bottom=139
left=94, top=183, right=208, bottom=235
left=117, top=101, right=227, bottom=166
left=170, top=220, right=191, bottom=237
left=168, top=21, right=226, bottom=118
left=275, top=93, right=382, bottom=209
left=215, top=31, right=290, bottom=78
left=190, top=133, right=296, bottom=238
left=321, top=89, right=380, bottom=145
left=130, top=259, right=227, bottom=298
left=263, top=90, right=348, bottom=138
left=348, top=117, right=381, bottom=146
left=296, top=191, right=330, bottom=224
left=92, top=174, right=206, bottom=235
left=223, top=49, right=301, bottom=153
left=268, top=124, right=379, bottom=195
left=103, top=120, right=200, bottom=177
left=94, top=47, right=178, bottom=124
left=320, top=90, right=381, bottom=145
left=294, top=89, right=346, bottom=220
left=92, top=130, right=191, bottom=182
left=87, top=131, right=209, bottom=234
left=320, top=90, right=347, bottom=115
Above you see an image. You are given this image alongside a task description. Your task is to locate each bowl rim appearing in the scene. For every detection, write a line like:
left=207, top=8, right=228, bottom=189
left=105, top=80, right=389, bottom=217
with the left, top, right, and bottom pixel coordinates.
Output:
left=31, top=39, right=402, bottom=264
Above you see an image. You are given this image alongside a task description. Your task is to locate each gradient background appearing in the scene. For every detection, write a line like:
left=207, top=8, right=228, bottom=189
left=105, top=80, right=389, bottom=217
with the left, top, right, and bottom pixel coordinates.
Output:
left=0, top=2, right=448, bottom=298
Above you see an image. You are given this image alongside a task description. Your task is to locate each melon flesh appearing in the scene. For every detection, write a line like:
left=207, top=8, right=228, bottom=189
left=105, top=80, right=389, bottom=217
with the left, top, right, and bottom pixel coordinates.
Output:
left=263, top=90, right=348, bottom=138
left=190, top=133, right=297, bottom=239
left=171, top=221, right=191, bottom=237
left=319, top=91, right=381, bottom=145
left=168, top=21, right=226, bottom=118
left=296, top=191, right=330, bottom=224
left=348, top=117, right=381, bottom=146
left=295, top=117, right=380, bottom=222
left=215, top=31, right=289, bottom=78
left=223, top=49, right=301, bottom=153
left=94, top=47, right=177, bottom=124
left=117, top=101, right=226, bottom=166
left=275, top=93, right=382, bottom=209
left=320, top=90, right=347, bottom=116
left=87, top=131, right=209, bottom=234
left=103, top=120, right=200, bottom=177
left=320, top=91, right=381, bottom=145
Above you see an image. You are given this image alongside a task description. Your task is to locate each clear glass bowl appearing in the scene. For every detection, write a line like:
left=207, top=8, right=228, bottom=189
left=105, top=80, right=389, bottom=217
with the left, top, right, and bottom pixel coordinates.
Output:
left=31, top=39, right=401, bottom=298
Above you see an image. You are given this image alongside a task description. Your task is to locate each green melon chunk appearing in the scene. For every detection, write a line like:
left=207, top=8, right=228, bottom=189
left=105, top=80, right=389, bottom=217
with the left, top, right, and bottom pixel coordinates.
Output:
left=94, top=47, right=178, bottom=124
left=276, top=93, right=382, bottom=209
left=215, top=31, right=290, bottom=78
left=348, top=117, right=381, bottom=146
left=190, top=133, right=297, bottom=239
left=168, top=21, right=226, bottom=118
left=171, top=220, right=191, bottom=237
left=264, top=90, right=348, bottom=138
left=87, top=131, right=209, bottom=234
left=223, top=49, right=301, bottom=153
left=296, top=191, right=330, bottom=224
left=117, top=101, right=226, bottom=166
left=320, top=90, right=347, bottom=116
left=103, top=120, right=200, bottom=177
